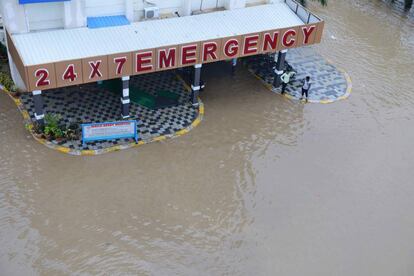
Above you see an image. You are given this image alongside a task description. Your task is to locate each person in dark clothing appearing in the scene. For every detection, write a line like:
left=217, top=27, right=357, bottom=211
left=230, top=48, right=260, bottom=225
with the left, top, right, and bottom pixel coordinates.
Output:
left=301, top=76, right=311, bottom=101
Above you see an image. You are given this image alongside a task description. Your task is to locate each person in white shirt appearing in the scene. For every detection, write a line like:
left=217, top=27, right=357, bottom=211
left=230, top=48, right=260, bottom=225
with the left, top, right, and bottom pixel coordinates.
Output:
left=280, top=70, right=296, bottom=94
left=301, top=76, right=311, bottom=101
left=280, top=71, right=290, bottom=94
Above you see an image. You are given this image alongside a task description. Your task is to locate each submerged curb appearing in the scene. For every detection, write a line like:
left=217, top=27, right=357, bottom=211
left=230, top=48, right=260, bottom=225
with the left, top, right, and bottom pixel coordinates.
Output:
left=1, top=79, right=204, bottom=156
left=247, top=56, right=353, bottom=104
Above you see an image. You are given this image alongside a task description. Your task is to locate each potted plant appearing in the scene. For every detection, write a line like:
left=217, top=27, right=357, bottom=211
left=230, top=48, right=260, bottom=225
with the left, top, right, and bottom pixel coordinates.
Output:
left=0, top=72, right=17, bottom=93
left=44, top=114, right=64, bottom=141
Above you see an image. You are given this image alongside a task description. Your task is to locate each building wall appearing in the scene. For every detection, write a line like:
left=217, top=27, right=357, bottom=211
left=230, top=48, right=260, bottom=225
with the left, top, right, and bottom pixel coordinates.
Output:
left=0, top=0, right=272, bottom=91
left=64, top=0, right=86, bottom=29
left=0, top=0, right=29, bottom=34
left=25, top=2, right=65, bottom=31
left=84, top=0, right=126, bottom=17
left=0, top=0, right=273, bottom=35
left=0, top=14, right=5, bottom=45
left=132, top=0, right=269, bottom=20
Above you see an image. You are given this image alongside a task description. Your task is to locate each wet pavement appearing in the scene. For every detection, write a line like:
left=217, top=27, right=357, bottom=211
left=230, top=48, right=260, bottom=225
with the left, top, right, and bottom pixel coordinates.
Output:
left=244, top=47, right=351, bottom=103
left=17, top=71, right=200, bottom=154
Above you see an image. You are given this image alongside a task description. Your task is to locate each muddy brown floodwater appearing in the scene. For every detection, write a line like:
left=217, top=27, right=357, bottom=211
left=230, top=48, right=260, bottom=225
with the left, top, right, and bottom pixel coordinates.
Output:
left=1, top=0, right=414, bottom=275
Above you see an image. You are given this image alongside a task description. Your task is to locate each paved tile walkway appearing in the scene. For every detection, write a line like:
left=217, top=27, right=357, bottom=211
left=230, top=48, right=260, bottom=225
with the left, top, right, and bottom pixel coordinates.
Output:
left=19, top=71, right=199, bottom=152
left=243, top=47, right=351, bottom=103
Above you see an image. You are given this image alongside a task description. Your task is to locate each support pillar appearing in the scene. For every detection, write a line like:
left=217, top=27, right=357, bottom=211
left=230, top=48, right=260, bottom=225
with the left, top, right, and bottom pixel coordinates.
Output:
left=121, top=76, right=130, bottom=119
left=32, top=90, right=45, bottom=125
left=231, top=58, right=237, bottom=75
left=191, top=64, right=202, bottom=106
left=273, top=49, right=287, bottom=88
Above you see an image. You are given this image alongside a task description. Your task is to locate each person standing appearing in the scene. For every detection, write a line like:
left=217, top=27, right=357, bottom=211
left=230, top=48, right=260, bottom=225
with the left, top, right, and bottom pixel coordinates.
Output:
left=280, top=71, right=290, bottom=94
left=301, top=76, right=312, bottom=101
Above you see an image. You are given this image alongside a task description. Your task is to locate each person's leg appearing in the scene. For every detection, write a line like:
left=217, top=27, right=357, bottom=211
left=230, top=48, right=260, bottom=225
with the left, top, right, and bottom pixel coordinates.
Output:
left=305, top=89, right=309, bottom=99
left=282, top=83, right=286, bottom=94
left=301, top=88, right=305, bottom=99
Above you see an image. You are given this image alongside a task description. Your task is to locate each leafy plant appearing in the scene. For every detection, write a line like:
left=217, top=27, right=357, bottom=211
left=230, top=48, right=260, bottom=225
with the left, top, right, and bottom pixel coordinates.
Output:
left=26, top=115, right=79, bottom=141
left=0, top=72, right=16, bottom=92
left=44, top=114, right=64, bottom=140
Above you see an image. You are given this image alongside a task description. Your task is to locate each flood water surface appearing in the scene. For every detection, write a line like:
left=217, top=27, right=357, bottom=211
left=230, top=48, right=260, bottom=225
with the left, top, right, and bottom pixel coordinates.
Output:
left=1, top=0, right=414, bottom=275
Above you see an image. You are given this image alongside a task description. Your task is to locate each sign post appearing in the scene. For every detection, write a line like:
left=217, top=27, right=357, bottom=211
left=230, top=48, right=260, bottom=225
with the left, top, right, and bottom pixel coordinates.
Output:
left=81, top=120, right=138, bottom=147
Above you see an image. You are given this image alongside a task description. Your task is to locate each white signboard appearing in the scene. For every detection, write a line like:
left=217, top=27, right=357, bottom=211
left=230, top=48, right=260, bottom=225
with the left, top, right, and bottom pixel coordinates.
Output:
left=81, top=120, right=138, bottom=145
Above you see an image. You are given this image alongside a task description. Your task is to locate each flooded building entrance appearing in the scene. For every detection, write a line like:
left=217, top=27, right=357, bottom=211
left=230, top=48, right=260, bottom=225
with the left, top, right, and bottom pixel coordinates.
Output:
left=6, top=2, right=323, bottom=115
left=1, top=1, right=326, bottom=154
left=1, top=0, right=414, bottom=274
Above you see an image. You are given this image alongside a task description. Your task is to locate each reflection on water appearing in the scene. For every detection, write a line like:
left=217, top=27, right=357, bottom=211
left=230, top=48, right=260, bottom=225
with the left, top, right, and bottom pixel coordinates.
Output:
left=1, top=0, right=414, bottom=275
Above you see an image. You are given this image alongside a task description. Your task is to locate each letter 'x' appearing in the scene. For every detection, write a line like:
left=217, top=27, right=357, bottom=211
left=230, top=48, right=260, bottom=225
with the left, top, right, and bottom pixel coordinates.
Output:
left=89, top=60, right=102, bottom=79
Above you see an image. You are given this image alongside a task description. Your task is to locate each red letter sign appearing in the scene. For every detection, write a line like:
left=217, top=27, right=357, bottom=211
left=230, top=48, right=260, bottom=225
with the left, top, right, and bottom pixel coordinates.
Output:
left=282, top=29, right=297, bottom=48
left=158, top=48, right=176, bottom=69
left=262, top=31, right=279, bottom=52
left=136, top=51, right=153, bottom=73
left=35, top=69, right=50, bottom=87
left=62, top=64, right=77, bottom=82
left=202, top=42, right=219, bottom=62
left=302, top=25, right=316, bottom=44
left=243, top=35, right=260, bottom=56
left=181, top=44, right=198, bottom=65
left=89, top=60, right=102, bottom=79
left=223, top=39, right=239, bottom=58
left=114, top=57, right=127, bottom=75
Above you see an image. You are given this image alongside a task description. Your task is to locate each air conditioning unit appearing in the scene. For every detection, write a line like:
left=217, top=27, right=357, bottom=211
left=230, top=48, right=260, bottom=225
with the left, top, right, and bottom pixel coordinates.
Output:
left=144, top=7, right=160, bottom=19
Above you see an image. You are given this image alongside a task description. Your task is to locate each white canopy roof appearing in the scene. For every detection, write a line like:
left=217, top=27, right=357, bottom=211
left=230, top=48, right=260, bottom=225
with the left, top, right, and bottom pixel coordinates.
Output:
left=12, top=3, right=305, bottom=66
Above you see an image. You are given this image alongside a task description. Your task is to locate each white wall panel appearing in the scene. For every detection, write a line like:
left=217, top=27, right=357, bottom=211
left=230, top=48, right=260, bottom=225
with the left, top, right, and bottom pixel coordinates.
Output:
left=132, top=0, right=266, bottom=20
left=84, top=0, right=126, bottom=17
left=0, top=0, right=29, bottom=34
left=25, top=2, right=64, bottom=31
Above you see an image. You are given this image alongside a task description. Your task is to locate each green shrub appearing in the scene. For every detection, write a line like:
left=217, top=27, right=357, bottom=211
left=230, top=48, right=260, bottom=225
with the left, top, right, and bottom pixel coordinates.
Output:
left=0, top=72, right=16, bottom=92
left=44, top=114, right=64, bottom=139
left=26, top=115, right=79, bottom=141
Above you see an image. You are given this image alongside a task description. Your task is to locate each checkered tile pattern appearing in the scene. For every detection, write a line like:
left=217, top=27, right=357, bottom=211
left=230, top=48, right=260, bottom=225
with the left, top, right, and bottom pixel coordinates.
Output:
left=20, top=71, right=198, bottom=151
left=243, top=47, right=348, bottom=102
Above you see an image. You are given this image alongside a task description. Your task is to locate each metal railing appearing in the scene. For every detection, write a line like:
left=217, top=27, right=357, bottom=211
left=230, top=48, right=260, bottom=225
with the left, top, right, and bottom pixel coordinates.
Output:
left=284, top=0, right=322, bottom=24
